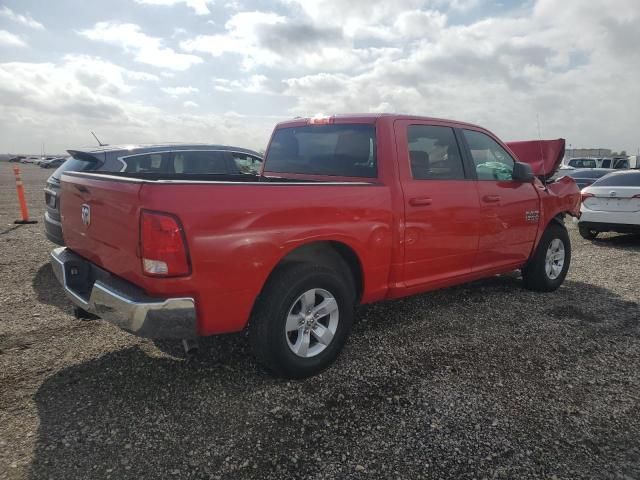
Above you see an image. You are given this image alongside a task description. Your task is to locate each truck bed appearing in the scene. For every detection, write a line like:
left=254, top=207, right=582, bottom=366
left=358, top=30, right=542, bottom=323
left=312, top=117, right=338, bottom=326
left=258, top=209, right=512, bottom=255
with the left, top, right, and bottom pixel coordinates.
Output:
left=60, top=171, right=394, bottom=335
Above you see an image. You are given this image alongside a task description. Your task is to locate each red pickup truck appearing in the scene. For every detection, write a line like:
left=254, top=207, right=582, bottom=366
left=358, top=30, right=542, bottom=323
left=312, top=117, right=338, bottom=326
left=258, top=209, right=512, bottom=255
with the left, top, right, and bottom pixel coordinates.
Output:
left=51, top=114, right=580, bottom=378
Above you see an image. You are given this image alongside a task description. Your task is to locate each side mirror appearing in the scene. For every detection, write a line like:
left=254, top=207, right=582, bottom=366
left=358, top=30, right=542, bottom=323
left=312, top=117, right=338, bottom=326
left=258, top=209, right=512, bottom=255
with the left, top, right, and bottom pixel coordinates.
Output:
left=512, top=161, right=534, bottom=182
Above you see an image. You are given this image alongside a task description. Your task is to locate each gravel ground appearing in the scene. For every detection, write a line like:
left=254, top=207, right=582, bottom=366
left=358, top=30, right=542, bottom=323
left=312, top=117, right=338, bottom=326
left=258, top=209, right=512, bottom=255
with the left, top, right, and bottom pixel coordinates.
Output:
left=1, top=163, right=639, bottom=480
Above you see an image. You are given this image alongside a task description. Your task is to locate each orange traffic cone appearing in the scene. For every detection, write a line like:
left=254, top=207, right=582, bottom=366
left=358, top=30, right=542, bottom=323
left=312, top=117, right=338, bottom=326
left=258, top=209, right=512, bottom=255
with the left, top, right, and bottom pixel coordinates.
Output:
left=13, top=166, right=38, bottom=224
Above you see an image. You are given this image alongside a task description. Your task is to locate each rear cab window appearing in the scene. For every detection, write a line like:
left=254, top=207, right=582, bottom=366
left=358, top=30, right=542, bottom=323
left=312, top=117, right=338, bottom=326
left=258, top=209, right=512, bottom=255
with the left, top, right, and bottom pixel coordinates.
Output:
left=264, top=124, right=377, bottom=178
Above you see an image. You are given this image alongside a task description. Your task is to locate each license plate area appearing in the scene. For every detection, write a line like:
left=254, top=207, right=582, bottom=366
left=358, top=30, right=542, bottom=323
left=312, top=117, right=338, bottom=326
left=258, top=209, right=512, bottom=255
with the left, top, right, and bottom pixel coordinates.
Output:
left=601, top=198, right=635, bottom=211
left=64, top=260, right=94, bottom=298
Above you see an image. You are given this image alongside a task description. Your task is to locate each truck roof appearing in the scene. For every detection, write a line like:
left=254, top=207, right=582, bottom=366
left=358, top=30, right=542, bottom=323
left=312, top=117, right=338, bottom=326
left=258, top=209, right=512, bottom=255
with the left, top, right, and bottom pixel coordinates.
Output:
left=274, top=113, right=485, bottom=130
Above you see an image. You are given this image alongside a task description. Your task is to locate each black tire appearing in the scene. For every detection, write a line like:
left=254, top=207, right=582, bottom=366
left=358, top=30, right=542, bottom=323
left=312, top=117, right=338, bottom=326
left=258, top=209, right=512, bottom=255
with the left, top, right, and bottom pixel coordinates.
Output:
left=522, top=222, right=571, bottom=292
left=578, top=224, right=599, bottom=240
left=249, top=262, right=355, bottom=379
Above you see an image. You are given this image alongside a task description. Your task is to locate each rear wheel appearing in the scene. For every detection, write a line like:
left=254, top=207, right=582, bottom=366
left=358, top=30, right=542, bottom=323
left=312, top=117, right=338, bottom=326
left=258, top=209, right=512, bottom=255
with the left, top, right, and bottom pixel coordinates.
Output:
left=578, top=224, right=599, bottom=240
left=522, top=222, right=571, bottom=292
left=249, top=262, right=354, bottom=378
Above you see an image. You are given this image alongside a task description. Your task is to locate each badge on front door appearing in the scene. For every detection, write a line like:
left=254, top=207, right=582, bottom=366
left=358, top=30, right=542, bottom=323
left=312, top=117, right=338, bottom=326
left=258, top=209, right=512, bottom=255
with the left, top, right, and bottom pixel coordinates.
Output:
left=525, top=210, right=539, bottom=222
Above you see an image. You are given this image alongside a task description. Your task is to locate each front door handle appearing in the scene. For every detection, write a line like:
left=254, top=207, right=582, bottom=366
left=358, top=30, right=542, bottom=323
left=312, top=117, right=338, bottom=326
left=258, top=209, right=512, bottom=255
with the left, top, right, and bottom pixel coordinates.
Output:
left=409, top=197, right=433, bottom=206
left=482, top=195, right=501, bottom=203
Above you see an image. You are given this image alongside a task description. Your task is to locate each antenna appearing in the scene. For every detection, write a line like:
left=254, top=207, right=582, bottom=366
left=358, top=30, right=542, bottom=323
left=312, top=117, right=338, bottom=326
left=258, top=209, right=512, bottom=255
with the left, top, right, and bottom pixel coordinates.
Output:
left=91, top=131, right=107, bottom=146
left=536, top=113, right=547, bottom=186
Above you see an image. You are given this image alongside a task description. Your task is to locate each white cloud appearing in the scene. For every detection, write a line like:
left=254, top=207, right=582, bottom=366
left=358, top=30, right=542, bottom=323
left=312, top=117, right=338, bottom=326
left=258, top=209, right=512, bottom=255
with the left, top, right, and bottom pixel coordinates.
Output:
left=0, top=6, right=44, bottom=29
left=0, top=57, right=154, bottom=128
left=214, top=75, right=278, bottom=94
left=281, top=0, right=640, bottom=151
left=181, top=12, right=284, bottom=69
left=0, top=57, right=275, bottom=153
left=162, top=85, right=199, bottom=96
left=134, top=0, right=214, bottom=15
left=80, top=22, right=203, bottom=71
left=0, top=30, right=27, bottom=47
left=179, top=3, right=450, bottom=73
left=183, top=100, right=199, bottom=108
left=181, top=11, right=386, bottom=71
left=3, top=0, right=640, bottom=156
left=393, top=10, right=447, bottom=39
left=65, top=55, right=160, bottom=93
left=283, top=0, right=440, bottom=40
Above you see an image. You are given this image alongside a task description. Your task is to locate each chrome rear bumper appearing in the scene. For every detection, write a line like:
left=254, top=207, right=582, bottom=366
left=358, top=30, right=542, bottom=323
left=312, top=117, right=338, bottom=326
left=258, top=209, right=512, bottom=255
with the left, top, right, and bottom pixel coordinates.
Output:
left=50, top=247, right=197, bottom=338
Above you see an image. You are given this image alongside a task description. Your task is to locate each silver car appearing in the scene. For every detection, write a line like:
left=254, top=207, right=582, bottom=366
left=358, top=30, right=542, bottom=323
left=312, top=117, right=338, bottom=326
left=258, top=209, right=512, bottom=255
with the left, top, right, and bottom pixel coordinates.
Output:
left=44, top=143, right=263, bottom=245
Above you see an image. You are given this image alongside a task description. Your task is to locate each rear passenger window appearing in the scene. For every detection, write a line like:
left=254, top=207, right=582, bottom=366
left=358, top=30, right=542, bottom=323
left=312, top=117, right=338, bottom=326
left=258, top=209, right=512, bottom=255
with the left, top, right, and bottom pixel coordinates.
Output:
left=464, top=130, right=515, bottom=181
left=123, top=153, right=165, bottom=173
left=231, top=152, right=262, bottom=174
left=407, top=125, right=465, bottom=180
left=172, top=151, right=229, bottom=174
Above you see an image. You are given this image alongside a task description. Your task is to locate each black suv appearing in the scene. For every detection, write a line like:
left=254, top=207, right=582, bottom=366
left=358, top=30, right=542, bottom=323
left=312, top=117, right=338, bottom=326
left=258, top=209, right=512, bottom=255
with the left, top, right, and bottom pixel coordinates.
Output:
left=44, top=143, right=263, bottom=245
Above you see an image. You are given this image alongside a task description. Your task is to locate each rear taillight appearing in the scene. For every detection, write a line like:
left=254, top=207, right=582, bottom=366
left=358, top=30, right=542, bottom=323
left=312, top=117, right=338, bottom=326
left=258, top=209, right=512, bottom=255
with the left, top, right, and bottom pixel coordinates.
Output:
left=581, top=192, right=595, bottom=202
left=140, top=211, right=190, bottom=277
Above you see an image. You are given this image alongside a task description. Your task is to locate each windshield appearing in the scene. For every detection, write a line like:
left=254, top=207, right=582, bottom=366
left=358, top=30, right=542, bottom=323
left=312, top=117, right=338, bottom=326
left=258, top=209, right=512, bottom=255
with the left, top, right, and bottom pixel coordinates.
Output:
left=265, top=124, right=377, bottom=178
left=51, top=155, right=102, bottom=180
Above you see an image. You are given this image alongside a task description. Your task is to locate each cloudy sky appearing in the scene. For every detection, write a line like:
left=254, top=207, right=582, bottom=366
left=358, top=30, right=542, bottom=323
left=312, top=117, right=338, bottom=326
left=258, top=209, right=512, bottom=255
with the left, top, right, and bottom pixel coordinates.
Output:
left=0, top=0, right=639, bottom=155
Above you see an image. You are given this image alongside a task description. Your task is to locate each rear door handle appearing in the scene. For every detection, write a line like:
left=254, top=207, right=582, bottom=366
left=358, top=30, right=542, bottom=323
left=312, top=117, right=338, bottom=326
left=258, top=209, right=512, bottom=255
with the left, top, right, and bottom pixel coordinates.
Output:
left=482, top=195, right=501, bottom=203
left=409, top=197, right=433, bottom=206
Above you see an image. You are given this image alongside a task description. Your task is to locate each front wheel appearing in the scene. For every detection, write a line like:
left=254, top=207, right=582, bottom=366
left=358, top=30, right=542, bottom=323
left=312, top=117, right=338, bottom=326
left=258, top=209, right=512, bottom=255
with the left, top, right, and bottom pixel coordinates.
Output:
left=249, top=262, right=354, bottom=378
left=522, top=222, right=571, bottom=292
left=578, top=224, right=599, bottom=240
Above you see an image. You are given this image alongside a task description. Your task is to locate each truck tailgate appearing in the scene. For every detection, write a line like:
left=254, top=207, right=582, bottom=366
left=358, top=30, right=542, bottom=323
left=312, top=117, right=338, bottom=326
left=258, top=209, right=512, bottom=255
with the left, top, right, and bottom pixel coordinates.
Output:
left=60, top=173, right=144, bottom=284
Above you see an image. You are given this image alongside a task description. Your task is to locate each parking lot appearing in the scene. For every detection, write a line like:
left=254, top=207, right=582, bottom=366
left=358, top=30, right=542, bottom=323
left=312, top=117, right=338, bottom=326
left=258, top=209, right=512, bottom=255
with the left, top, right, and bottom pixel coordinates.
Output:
left=1, top=163, right=639, bottom=479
